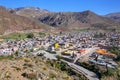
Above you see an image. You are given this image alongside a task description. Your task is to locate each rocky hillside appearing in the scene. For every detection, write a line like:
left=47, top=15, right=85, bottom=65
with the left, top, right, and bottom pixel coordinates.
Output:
left=0, top=55, right=86, bottom=80
left=1, top=6, right=120, bottom=33
left=106, top=12, right=120, bottom=22
left=0, top=6, right=52, bottom=34
left=9, top=7, right=50, bottom=18
left=38, top=11, right=120, bottom=30
left=13, top=7, right=120, bottom=30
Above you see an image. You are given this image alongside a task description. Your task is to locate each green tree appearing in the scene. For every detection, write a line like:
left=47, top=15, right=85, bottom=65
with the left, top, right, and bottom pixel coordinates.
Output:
left=94, top=33, right=105, bottom=38
left=15, top=50, right=19, bottom=56
left=27, top=33, right=34, bottom=38
left=110, top=46, right=120, bottom=61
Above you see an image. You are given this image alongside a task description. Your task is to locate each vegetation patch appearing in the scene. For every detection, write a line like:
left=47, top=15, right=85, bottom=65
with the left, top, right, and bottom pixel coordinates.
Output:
left=27, top=33, right=34, bottom=38
left=0, top=55, right=14, bottom=60
left=21, top=72, right=37, bottom=80
left=2, top=33, right=27, bottom=40
left=46, top=59, right=87, bottom=80
left=49, top=72, right=57, bottom=78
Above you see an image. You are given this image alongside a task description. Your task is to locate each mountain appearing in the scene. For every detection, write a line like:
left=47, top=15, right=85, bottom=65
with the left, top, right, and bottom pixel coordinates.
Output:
left=0, top=6, right=52, bottom=34
left=9, top=7, right=50, bottom=18
left=13, top=7, right=120, bottom=31
left=38, top=11, right=120, bottom=30
left=106, top=12, right=120, bottom=22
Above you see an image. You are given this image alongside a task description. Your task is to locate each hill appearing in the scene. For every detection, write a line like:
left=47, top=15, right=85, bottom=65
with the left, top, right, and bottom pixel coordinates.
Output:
left=0, top=55, right=85, bottom=80
left=38, top=11, right=120, bottom=30
left=13, top=7, right=120, bottom=31
left=106, top=12, right=120, bottom=22
left=9, top=7, right=50, bottom=18
left=0, top=6, right=52, bottom=35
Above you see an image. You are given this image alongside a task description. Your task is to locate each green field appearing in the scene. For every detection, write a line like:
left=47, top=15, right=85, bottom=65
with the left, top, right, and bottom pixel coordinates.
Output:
left=2, top=33, right=27, bottom=40
left=0, top=32, right=47, bottom=40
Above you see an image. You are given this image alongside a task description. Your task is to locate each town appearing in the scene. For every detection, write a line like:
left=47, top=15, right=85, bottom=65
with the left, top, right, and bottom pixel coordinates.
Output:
left=0, top=31, right=120, bottom=80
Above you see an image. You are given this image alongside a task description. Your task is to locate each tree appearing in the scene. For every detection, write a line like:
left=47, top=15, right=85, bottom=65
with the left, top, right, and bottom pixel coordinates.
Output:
left=27, top=33, right=34, bottom=38
left=110, top=46, right=120, bottom=56
left=15, top=50, right=19, bottom=56
left=110, top=46, right=120, bottom=61
left=94, top=32, right=105, bottom=38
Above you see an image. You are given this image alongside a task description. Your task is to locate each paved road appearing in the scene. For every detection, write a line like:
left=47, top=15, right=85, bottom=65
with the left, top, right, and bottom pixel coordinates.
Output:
left=33, top=49, right=99, bottom=80
left=56, top=47, right=99, bottom=80
left=33, top=50, right=57, bottom=60
left=62, top=60, right=99, bottom=80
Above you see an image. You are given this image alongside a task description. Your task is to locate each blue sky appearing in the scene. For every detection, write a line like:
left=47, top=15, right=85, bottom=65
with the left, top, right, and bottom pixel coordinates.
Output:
left=0, top=0, right=120, bottom=15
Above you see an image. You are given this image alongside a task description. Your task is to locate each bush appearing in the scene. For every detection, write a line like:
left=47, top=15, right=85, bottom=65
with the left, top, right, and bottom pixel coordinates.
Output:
left=27, top=33, right=34, bottom=38
left=49, top=73, right=57, bottom=78
left=94, top=33, right=105, bottom=38
left=0, top=55, right=14, bottom=60
left=105, top=68, right=115, bottom=76
left=21, top=72, right=37, bottom=79
left=23, top=63, right=33, bottom=68
left=48, top=60, right=76, bottom=75
left=110, top=46, right=120, bottom=55
left=11, top=66, right=21, bottom=71
left=110, top=46, right=120, bottom=61
left=15, top=51, right=19, bottom=56
left=77, top=62, right=102, bottom=78
left=39, top=32, right=46, bottom=37
left=56, top=55, right=62, bottom=61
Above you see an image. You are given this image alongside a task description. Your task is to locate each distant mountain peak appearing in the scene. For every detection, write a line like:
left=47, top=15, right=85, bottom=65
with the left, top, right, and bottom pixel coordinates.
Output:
left=15, top=6, right=49, bottom=12
left=9, top=7, right=50, bottom=18
left=81, top=10, right=98, bottom=16
left=106, top=12, right=120, bottom=22
left=82, top=10, right=93, bottom=13
left=106, top=12, right=120, bottom=16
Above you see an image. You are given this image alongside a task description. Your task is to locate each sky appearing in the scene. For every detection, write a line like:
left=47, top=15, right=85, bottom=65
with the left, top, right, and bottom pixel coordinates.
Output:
left=0, top=0, right=120, bottom=15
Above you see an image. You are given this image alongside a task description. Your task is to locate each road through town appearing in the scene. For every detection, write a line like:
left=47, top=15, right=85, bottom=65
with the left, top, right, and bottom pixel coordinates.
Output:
left=33, top=49, right=99, bottom=80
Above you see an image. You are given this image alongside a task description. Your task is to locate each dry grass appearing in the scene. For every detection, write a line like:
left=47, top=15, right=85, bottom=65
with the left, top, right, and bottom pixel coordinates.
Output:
left=0, top=56, right=73, bottom=80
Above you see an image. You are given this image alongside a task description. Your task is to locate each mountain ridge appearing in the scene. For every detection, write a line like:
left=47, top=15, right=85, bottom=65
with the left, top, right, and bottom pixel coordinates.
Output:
left=9, top=7, right=50, bottom=18
left=12, top=7, right=120, bottom=31
left=0, top=6, right=120, bottom=34
left=106, top=12, right=120, bottom=22
left=37, top=10, right=120, bottom=30
left=0, top=6, right=53, bottom=34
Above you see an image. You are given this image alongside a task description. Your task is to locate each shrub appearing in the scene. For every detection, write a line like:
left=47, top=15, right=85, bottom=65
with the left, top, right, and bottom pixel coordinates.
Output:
left=94, top=33, right=105, bottom=38
left=105, top=68, right=115, bottom=76
left=23, top=63, right=33, bottom=68
left=39, top=32, right=46, bottom=37
left=21, top=72, right=37, bottom=80
left=11, top=66, right=21, bottom=71
left=27, top=33, right=34, bottom=38
left=56, top=55, right=62, bottom=61
left=0, top=55, right=14, bottom=60
left=49, top=73, right=57, bottom=78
